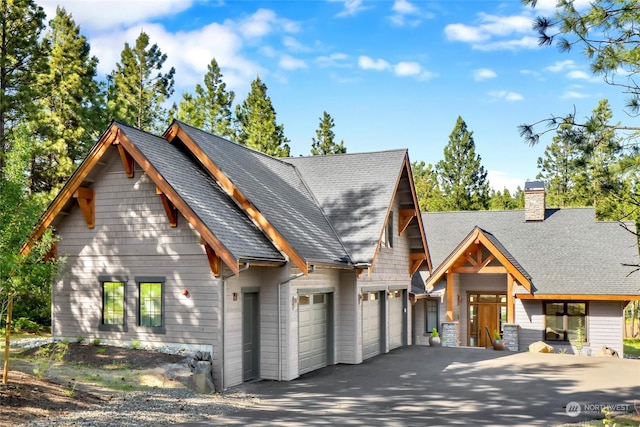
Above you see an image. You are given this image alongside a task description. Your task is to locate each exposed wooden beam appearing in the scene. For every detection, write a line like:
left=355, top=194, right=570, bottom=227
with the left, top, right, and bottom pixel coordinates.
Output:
left=156, top=186, right=178, bottom=227
left=203, top=243, right=222, bottom=277
left=398, top=208, right=416, bottom=234
left=73, top=187, right=95, bottom=229
left=507, top=274, right=514, bottom=323
left=446, top=272, right=454, bottom=322
left=409, top=252, right=425, bottom=276
left=115, top=143, right=135, bottom=178
left=451, top=266, right=507, bottom=274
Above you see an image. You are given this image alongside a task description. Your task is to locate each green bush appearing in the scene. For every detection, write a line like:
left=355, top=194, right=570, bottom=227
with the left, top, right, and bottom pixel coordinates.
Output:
left=14, top=317, right=42, bottom=333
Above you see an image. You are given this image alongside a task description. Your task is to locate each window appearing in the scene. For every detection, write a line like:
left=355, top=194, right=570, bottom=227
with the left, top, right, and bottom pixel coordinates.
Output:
left=102, top=281, right=124, bottom=325
left=544, top=302, right=587, bottom=342
left=425, top=299, right=439, bottom=335
left=381, top=213, right=394, bottom=248
left=138, top=279, right=164, bottom=328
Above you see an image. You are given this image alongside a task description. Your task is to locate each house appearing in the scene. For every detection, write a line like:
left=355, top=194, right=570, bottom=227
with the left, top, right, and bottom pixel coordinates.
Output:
left=29, top=120, right=431, bottom=390
left=412, top=182, right=640, bottom=356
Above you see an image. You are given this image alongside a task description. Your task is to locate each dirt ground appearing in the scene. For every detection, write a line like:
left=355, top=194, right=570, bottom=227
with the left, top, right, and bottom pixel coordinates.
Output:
left=0, top=342, right=186, bottom=426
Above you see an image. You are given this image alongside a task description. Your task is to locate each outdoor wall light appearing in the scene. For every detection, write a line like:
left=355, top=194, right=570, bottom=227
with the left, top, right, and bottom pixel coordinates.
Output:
left=182, top=289, right=189, bottom=297
left=233, top=292, right=238, bottom=301
left=292, top=295, right=298, bottom=309
left=358, top=293, right=362, bottom=304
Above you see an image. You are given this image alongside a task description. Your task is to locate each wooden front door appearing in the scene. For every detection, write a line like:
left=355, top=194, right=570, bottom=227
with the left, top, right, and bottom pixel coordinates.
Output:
left=477, top=304, right=498, bottom=348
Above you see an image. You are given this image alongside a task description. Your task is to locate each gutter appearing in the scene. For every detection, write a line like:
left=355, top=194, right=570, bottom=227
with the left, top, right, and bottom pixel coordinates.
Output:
left=220, top=263, right=250, bottom=391
left=277, top=265, right=315, bottom=381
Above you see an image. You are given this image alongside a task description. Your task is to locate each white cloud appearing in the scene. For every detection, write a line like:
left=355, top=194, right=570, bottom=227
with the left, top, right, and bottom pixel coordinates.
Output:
left=332, top=0, right=370, bottom=17
left=282, top=36, right=309, bottom=52
left=279, top=54, right=307, bottom=70
left=238, top=8, right=299, bottom=39
left=561, top=91, right=589, bottom=99
left=526, top=0, right=592, bottom=13
left=316, top=53, right=351, bottom=68
left=445, top=12, right=540, bottom=51
left=389, top=0, right=425, bottom=27
left=358, top=55, right=390, bottom=71
left=38, top=0, right=194, bottom=32
left=566, top=70, right=590, bottom=80
left=392, top=0, right=418, bottom=14
left=488, top=90, right=524, bottom=102
left=474, top=68, right=497, bottom=81
left=545, top=60, right=577, bottom=72
left=394, top=61, right=421, bottom=76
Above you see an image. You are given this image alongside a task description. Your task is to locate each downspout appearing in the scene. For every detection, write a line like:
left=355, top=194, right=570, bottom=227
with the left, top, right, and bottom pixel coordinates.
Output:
left=278, top=265, right=315, bottom=381
left=220, top=263, right=250, bottom=391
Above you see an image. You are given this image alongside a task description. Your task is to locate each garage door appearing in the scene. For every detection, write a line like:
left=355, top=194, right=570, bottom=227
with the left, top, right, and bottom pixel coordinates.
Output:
left=298, top=293, right=327, bottom=375
left=362, top=291, right=381, bottom=359
left=389, top=290, right=404, bottom=350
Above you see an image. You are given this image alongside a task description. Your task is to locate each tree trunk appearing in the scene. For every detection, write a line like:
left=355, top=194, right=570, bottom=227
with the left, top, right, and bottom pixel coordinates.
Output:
left=2, top=294, right=12, bottom=384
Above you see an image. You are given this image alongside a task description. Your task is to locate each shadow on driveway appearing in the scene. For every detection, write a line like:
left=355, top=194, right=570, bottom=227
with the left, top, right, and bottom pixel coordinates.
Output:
left=204, top=346, right=640, bottom=426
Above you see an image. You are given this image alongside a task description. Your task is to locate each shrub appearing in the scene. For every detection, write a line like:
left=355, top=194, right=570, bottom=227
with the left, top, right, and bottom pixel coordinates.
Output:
left=13, top=317, right=41, bottom=333
left=131, top=340, right=141, bottom=350
left=92, top=338, right=100, bottom=346
left=33, top=342, right=68, bottom=379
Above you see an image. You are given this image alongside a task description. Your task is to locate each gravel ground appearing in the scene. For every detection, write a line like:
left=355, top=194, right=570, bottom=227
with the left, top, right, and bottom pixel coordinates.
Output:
left=19, top=388, right=259, bottom=427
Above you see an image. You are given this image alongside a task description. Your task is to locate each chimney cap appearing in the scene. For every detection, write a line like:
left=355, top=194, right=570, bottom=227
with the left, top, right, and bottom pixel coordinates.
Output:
left=524, top=181, right=545, bottom=191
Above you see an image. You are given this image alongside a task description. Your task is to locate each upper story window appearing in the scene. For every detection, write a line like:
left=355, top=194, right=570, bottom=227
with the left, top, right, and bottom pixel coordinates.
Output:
left=381, top=213, right=394, bottom=249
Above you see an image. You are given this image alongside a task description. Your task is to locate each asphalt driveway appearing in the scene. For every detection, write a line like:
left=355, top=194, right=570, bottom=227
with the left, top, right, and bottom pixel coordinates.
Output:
left=206, top=346, right=640, bottom=426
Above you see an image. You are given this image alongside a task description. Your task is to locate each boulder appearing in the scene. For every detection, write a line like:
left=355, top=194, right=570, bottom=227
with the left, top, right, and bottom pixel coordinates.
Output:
left=595, top=345, right=619, bottom=358
left=192, top=361, right=215, bottom=394
left=529, top=341, right=554, bottom=353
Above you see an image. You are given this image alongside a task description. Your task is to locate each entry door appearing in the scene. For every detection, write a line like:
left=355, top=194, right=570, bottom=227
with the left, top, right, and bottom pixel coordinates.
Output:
left=242, top=292, right=259, bottom=381
left=477, top=304, right=498, bottom=348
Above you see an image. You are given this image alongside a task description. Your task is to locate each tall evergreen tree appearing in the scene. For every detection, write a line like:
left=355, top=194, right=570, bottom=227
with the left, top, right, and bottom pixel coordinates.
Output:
left=0, top=0, right=48, bottom=174
left=536, top=125, right=580, bottom=208
left=235, top=76, right=290, bottom=157
left=412, top=161, right=446, bottom=212
left=173, top=58, right=235, bottom=139
left=436, top=116, right=489, bottom=210
left=311, top=111, right=346, bottom=155
left=107, top=31, right=175, bottom=133
left=29, top=7, right=105, bottom=196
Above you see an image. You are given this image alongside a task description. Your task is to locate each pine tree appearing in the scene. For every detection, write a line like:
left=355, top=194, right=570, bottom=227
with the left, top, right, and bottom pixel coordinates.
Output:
left=311, top=111, right=346, bottom=155
left=412, top=161, right=447, bottom=212
left=536, top=125, right=579, bottom=208
left=173, top=58, right=235, bottom=139
left=29, top=7, right=105, bottom=196
left=436, top=116, right=489, bottom=210
left=0, top=0, right=48, bottom=174
left=235, top=76, right=290, bottom=157
left=108, top=31, right=175, bottom=133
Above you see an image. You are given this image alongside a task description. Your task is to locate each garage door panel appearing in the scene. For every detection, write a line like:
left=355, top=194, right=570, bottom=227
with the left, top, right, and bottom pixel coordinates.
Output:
left=362, top=291, right=381, bottom=360
left=299, top=293, right=328, bottom=375
left=389, top=290, right=403, bottom=349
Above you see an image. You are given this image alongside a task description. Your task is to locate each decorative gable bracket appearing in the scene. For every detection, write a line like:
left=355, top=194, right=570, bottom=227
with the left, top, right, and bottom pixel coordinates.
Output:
left=409, top=252, right=426, bottom=276
left=156, top=187, right=178, bottom=227
left=398, top=208, right=416, bottom=234
left=201, top=237, right=221, bottom=277
left=73, top=187, right=95, bottom=229
left=114, top=141, right=135, bottom=178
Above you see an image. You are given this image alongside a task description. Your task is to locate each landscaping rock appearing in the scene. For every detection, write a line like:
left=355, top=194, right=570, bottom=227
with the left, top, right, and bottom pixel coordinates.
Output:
left=595, top=345, right=619, bottom=358
left=529, top=341, right=554, bottom=353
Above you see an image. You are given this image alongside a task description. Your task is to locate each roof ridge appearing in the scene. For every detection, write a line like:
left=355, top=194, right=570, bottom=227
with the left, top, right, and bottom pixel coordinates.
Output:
left=288, top=148, right=408, bottom=160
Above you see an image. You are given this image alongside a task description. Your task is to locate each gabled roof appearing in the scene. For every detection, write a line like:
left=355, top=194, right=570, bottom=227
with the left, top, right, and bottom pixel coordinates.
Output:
left=424, top=226, right=532, bottom=292
left=285, top=150, right=431, bottom=271
left=422, top=208, right=640, bottom=297
left=165, top=121, right=351, bottom=271
left=30, top=122, right=284, bottom=275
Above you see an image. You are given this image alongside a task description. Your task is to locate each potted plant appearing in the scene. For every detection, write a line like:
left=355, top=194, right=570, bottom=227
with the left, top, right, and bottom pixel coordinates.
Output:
left=429, top=328, right=441, bottom=347
left=492, top=329, right=505, bottom=351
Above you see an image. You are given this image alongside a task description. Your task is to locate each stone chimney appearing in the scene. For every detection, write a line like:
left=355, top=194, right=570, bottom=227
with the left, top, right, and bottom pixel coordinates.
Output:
left=524, top=181, right=546, bottom=221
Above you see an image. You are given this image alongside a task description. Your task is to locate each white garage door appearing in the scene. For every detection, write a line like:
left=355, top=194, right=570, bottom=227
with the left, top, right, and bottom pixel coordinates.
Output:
left=389, top=290, right=404, bottom=350
left=299, top=293, right=327, bottom=375
left=362, top=291, right=381, bottom=359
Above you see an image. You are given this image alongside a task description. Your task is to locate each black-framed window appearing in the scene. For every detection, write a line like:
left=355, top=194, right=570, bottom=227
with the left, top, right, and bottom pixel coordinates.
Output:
left=544, top=302, right=587, bottom=342
left=425, top=298, right=439, bottom=335
left=137, top=277, right=165, bottom=331
left=381, top=213, right=394, bottom=248
left=98, top=275, right=128, bottom=332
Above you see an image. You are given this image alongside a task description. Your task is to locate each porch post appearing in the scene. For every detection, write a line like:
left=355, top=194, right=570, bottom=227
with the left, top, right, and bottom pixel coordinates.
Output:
left=507, top=273, right=514, bottom=323
left=447, top=272, right=454, bottom=322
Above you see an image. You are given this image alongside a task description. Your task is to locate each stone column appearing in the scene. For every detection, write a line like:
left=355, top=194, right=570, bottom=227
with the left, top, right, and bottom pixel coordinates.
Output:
left=442, top=322, right=459, bottom=347
left=503, top=323, right=519, bottom=351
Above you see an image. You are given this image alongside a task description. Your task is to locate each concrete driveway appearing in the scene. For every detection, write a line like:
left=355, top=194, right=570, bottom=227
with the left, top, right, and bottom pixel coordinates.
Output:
left=206, top=346, right=640, bottom=426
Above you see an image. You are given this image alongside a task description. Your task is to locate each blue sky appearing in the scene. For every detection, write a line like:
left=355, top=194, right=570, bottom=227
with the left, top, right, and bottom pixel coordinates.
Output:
left=38, top=0, right=627, bottom=192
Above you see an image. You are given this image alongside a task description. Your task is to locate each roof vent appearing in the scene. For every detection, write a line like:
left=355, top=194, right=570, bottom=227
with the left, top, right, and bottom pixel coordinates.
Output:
left=524, top=181, right=545, bottom=221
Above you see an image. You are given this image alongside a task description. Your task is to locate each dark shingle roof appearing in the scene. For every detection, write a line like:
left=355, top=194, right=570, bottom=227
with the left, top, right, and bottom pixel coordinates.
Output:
left=117, top=123, right=284, bottom=262
left=285, top=150, right=407, bottom=264
left=175, top=122, right=350, bottom=265
left=422, top=208, right=640, bottom=296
